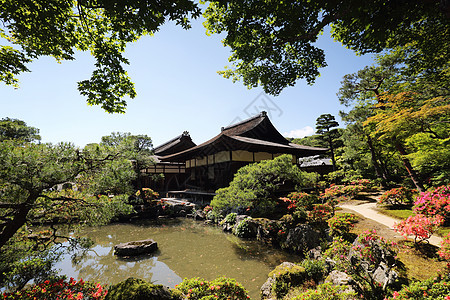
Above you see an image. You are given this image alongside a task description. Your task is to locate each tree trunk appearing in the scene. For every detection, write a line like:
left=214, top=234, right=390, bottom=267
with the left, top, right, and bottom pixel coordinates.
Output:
left=394, top=141, right=424, bottom=192
left=328, top=136, right=336, bottom=171
left=365, top=134, right=388, bottom=184
left=0, top=202, right=31, bottom=250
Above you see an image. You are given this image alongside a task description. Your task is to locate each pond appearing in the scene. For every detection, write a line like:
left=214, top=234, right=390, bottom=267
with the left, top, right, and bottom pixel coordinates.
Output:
left=55, top=218, right=301, bottom=299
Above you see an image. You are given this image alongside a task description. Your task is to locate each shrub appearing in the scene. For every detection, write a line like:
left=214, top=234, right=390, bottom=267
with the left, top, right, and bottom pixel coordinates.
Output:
left=300, top=259, right=326, bottom=283
left=135, top=188, right=159, bottom=203
left=174, top=276, right=249, bottom=299
left=106, top=277, right=179, bottom=300
left=394, top=214, right=444, bottom=244
left=268, top=263, right=307, bottom=299
left=285, top=192, right=318, bottom=211
left=211, top=154, right=307, bottom=215
left=220, top=213, right=237, bottom=226
left=2, top=278, right=107, bottom=300
left=291, top=282, right=357, bottom=300
left=327, top=213, right=358, bottom=237
left=378, top=187, right=415, bottom=207
left=324, top=231, right=399, bottom=297
left=385, top=275, right=450, bottom=299
left=438, top=233, right=450, bottom=261
left=413, top=185, right=450, bottom=222
left=307, top=204, right=333, bottom=223
left=323, top=185, right=346, bottom=199
left=233, top=217, right=253, bottom=238
left=206, top=209, right=222, bottom=223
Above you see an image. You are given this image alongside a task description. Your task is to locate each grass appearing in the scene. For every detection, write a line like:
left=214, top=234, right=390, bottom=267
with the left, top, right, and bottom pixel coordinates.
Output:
left=378, top=207, right=415, bottom=220
left=395, top=240, right=448, bottom=281
left=436, top=226, right=450, bottom=237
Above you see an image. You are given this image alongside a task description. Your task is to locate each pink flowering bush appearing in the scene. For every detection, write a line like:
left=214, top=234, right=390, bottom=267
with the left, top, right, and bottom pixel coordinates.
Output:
left=385, top=275, right=450, bottom=299
left=378, top=187, right=416, bottom=207
left=413, top=185, right=450, bottom=223
left=438, top=233, right=450, bottom=261
left=307, top=204, right=333, bottom=223
left=324, top=230, right=399, bottom=297
left=327, top=213, right=358, bottom=237
left=281, top=192, right=318, bottom=212
left=2, top=278, right=107, bottom=300
left=394, top=214, right=444, bottom=244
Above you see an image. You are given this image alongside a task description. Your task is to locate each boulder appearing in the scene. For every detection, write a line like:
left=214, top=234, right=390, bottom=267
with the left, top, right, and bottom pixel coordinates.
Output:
left=348, top=237, right=398, bottom=289
left=326, top=270, right=352, bottom=286
left=114, top=239, right=158, bottom=256
left=261, top=262, right=307, bottom=299
left=281, top=224, right=322, bottom=253
left=193, top=209, right=206, bottom=220
left=260, top=277, right=276, bottom=300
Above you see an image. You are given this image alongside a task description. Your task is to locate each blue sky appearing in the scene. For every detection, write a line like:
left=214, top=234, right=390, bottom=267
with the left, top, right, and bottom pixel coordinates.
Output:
left=1, top=17, right=376, bottom=148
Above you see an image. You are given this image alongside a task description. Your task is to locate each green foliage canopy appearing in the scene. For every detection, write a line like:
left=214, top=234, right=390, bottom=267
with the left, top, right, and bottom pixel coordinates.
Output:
left=204, top=0, right=449, bottom=95
left=0, top=117, right=40, bottom=142
left=211, top=154, right=310, bottom=215
left=0, top=0, right=201, bottom=113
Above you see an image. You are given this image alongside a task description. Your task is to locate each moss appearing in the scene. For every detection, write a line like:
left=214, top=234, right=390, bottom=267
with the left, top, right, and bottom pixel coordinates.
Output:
left=106, top=277, right=181, bottom=300
left=268, top=263, right=307, bottom=299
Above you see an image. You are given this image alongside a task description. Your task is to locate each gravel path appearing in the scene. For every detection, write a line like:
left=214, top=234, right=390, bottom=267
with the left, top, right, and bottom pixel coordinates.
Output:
left=340, top=201, right=443, bottom=247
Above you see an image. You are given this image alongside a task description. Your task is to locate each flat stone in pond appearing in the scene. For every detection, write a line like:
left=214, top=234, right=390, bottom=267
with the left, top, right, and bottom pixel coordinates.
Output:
left=114, top=239, right=158, bottom=256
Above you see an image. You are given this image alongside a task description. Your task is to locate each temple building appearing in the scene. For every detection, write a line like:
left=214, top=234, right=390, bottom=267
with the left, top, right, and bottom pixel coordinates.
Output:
left=140, top=131, right=195, bottom=191
left=142, top=111, right=328, bottom=194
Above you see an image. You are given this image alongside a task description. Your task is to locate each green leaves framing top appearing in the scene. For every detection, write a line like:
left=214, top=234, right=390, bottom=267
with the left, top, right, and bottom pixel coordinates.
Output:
left=0, top=0, right=201, bottom=113
left=204, top=0, right=449, bottom=95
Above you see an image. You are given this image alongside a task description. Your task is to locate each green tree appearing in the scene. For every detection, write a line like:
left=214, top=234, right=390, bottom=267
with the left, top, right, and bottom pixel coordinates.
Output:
left=338, top=48, right=450, bottom=190
left=291, top=134, right=327, bottom=148
left=0, top=0, right=201, bottom=113
left=0, top=117, right=40, bottom=142
left=211, top=154, right=312, bottom=215
left=315, top=114, right=340, bottom=171
left=100, top=132, right=154, bottom=192
left=0, top=136, right=137, bottom=289
left=203, top=0, right=449, bottom=95
left=365, top=93, right=450, bottom=187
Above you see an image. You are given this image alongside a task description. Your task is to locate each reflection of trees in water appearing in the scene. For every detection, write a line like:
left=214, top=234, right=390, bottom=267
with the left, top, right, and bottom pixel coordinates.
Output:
left=78, top=219, right=185, bottom=247
left=72, top=246, right=159, bottom=284
left=227, top=235, right=300, bottom=267
left=58, top=218, right=298, bottom=297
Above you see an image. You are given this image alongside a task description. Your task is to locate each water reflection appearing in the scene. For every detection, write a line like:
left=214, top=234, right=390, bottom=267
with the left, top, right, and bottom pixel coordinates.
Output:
left=55, top=219, right=300, bottom=299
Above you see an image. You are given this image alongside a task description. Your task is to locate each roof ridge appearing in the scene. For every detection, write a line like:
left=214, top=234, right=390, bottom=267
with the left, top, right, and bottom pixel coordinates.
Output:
left=153, top=132, right=190, bottom=151
left=221, top=111, right=266, bottom=132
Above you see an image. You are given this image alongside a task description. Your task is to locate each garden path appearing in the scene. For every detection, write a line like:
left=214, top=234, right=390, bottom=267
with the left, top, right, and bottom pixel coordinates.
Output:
left=340, top=201, right=443, bottom=247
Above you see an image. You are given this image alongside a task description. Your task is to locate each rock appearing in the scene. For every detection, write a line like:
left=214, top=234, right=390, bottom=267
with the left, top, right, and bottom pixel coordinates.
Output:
left=308, top=246, right=322, bottom=260
left=193, top=209, right=206, bottom=220
left=236, top=214, right=249, bottom=223
left=261, top=262, right=307, bottom=299
left=348, top=237, right=398, bottom=289
left=254, top=218, right=281, bottom=245
left=326, top=270, right=352, bottom=286
left=114, top=239, right=158, bottom=256
left=159, top=198, right=196, bottom=217
left=325, top=270, right=359, bottom=296
left=373, top=262, right=398, bottom=289
left=260, top=277, right=276, bottom=300
left=233, top=217, right=259, bottom=238
left=282, top=224, right=322, bottom=253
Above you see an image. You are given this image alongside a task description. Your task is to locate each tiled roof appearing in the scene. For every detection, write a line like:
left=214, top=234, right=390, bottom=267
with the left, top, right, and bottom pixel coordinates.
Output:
left=160, top=112, right=328, bottom=161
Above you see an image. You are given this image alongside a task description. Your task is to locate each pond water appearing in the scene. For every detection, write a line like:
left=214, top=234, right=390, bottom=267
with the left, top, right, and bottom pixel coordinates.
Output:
left=55, top=218, right=301, bottom=299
